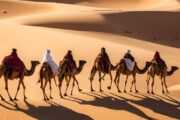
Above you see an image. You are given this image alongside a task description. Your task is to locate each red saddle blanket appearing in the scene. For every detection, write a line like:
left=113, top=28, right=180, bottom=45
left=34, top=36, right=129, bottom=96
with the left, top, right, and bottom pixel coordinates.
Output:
left=3, top=55, right=24, bottom=73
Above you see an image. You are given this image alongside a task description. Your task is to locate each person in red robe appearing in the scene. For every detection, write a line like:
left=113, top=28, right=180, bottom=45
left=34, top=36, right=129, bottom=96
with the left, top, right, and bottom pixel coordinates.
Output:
left=3, top=48, right=24, bottom=74
left=151, top=51, right=167, bottom=71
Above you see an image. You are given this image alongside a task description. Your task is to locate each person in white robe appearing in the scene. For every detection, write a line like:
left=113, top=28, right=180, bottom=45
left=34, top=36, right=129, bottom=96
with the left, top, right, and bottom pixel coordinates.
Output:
left=123, top=49, right=135, bottom=71
left=42, top=50, right=59, bottom=76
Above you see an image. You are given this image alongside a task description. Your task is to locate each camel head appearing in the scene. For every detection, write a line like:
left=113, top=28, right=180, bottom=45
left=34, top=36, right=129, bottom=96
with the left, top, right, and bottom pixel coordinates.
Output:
left=31, top=61, right=40, bottom=66
left=171, top=66, right=179, bottom=71
left=79, top=60, right=87, bottom=66
left=166, top=66, right=179, bottom=76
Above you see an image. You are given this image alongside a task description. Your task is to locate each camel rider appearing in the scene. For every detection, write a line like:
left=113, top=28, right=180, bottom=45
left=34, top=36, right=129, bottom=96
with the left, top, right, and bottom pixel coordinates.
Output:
left=42, top=49, right=59, bottom=76
left=122, top=49, right=135, bottom=71
left=124, top=49, right=134, bottom=62
left=151, top=51, right=167, bottom=71
left=63, top=50, right=77, bottom=72
left=3, top=48, right=24, bottom=75
left=97, top=47, right=111, bottom=73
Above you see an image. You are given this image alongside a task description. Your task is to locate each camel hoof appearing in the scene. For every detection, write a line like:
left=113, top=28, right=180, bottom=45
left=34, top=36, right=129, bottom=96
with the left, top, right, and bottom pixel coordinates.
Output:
left=151, top=91, right=154, bottom=94
left=135, top=90, right=139, bottom=93
left=14, top=98, right=18, bottom=101
left=50, top=97, right=53, bottom=99
left=118, top=90, right=121, bottom=93
left=130, top=90, right=132, bottom=93
left=1, top=98, right=5, bottom=101
left=91, top=89, right=95, bottom=92
left=100, top=90, right=103, bottom=92
left=124, top=90, right=126, bottom=93
left=10, top=98, right=14, bottom=101
left=64, top=93, right=67, bottom=96
left=79, top=89, right=82, bottom=92
left=107, top=86, right=111, bottom=90
left=162, top=91, right=165, bottom=94
left=147, top=91, right=150, bottom=94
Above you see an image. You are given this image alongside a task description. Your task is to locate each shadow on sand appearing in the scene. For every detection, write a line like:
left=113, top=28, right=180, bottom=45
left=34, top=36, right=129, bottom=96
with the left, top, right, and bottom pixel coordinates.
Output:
left=0, top=92, right=179, bottom=120
left=0, top=99, right=93, bottom=120
left=69, top=92, right=180, bottom=120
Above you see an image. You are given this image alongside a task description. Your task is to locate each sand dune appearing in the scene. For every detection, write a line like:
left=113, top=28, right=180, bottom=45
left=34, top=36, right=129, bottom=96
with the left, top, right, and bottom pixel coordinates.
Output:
left=0, top=0, right=180, bottom=120
left=0, top=1, right=57, bottom=19
left=22, top=11, right=180, bottom=48
left=26, top=0, right=177, bottom=10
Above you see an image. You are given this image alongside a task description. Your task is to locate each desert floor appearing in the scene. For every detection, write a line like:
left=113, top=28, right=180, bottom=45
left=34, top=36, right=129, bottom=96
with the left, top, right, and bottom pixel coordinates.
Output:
left=0, top=0, right=180, bottom=120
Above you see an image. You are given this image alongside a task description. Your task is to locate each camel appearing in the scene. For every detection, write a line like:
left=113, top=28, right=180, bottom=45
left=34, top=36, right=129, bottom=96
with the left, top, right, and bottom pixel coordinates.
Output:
left=89, top=59, right=118, bottom=92
left=58, top=60, right=86, bottom=98
left=38, top=63, right=58, bottom=100
left=0, top=61, right=40, bottom=101
left=146, top=63, right=179, bottom=94
left=113, top=61, right=151, bottom=93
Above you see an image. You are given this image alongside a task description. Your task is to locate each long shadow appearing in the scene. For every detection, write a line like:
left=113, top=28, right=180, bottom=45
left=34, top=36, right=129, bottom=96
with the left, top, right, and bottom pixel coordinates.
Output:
left=71, top=92, right=180, bottom=120
left=128, top=93, right=180, bottom=119
left=0, top=100, right=93, bottom=120
left=29, top=11, right=180, bottom=48
left=76, top=92, right=155, bottom=120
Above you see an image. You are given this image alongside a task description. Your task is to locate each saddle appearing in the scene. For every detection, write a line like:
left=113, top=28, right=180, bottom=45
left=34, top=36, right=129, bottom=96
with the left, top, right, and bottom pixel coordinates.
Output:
left=96, top=56, right=110, bottom=73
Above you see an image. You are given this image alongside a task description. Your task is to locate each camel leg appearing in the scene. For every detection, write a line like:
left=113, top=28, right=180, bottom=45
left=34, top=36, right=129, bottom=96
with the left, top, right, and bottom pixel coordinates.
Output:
left=107, top=72, right=113, bottom=90
left=58, top=78, right=63, bottom=98
left=116, top=73, right=121, bottom=93
left=90, top=78, right=94, bottom=92
left=4, top=78, right=13, bottom=101
left=43, top=79, right=49, bottom=100
left=71, top=77, right=76, bottom=95
left=14, top=78, right=22, bottom=101
left=101, top=73, right=106, bottom=80
left=130, top=78, right=134, bottom=93
left=146, top=75, right=151, bottom=94
left=40, top=78, right=47, bottom=100
left=90, top=69, right=96, bottom=92
left=124, top=76, right=128, bottom=93
left=114, top=70, right=121, bottom=93
left=64, top=77, right=70, bottom=96
left=21, top=78, right=28, bottom=100
left=133, top=76, right=138, bottom=93
left=73, top=76, right=82, bottom=92
left=163, top=77, right=169, bottom=93
left=98, top=71, right=103, bottom=92
left=49, top=79, right=53, bottom=99
left=151, top=76, right=155, bottom=94
left=160, top=76, right=165, bottom=94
